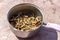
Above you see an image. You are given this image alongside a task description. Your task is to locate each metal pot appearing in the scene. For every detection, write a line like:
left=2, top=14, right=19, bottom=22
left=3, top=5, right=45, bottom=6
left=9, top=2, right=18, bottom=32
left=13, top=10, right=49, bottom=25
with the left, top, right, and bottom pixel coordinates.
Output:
left=7, top=3, right=43, bottom=38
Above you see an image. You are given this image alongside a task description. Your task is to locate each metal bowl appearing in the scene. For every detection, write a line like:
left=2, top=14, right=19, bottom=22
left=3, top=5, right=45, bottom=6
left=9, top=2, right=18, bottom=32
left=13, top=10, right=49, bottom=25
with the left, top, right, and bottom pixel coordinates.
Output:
left=7, top=3, right=43, bottom=38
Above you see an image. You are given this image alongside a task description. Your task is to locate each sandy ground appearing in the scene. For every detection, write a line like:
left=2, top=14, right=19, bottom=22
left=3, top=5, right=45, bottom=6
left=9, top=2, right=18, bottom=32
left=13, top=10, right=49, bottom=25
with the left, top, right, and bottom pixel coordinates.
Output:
left=0, top=0, right=60, bottom=40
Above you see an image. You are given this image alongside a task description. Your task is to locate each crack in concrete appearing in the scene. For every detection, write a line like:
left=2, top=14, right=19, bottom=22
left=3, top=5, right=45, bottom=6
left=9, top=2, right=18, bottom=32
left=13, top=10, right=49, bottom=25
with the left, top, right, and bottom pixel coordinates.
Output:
left=52, top=8, right=56, bottom=14
left=48, top=0, right=54, bottom=5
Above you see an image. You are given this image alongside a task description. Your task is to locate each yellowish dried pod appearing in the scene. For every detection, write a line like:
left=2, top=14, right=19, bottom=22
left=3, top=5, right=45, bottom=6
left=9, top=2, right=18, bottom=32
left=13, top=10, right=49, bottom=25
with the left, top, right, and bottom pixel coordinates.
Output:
left=23, top=17, right=28, bottom=23
left=17, top=18, right=20, bottom=22
left=19, top=20, right=23, bottom=22
left=36, top=16, right=41, bottom=22
left=20, top=29, right=24, bottom=31
left=24, top=15, right=28, bottom=18
left=31, top=19, right=37, bottom=24
left=25, top=30, right=30, bottom=32
left=21, top=22, right=25, bottom=28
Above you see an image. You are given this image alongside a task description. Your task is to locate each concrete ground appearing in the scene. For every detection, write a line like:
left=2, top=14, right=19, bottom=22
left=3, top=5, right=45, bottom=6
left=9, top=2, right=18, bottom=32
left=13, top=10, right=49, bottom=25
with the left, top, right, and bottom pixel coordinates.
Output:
left=0, top=0, right=60, bottom=40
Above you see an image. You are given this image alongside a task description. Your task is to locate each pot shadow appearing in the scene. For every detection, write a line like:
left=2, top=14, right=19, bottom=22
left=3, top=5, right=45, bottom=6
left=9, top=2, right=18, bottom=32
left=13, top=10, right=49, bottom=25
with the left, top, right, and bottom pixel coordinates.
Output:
left=17, top=26, right=57, bottom=40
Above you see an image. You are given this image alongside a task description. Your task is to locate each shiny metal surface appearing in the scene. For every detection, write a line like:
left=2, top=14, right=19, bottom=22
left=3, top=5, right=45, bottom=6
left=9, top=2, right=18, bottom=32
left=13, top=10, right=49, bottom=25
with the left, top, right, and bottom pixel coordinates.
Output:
left=7, top=3, right=43, bottom=38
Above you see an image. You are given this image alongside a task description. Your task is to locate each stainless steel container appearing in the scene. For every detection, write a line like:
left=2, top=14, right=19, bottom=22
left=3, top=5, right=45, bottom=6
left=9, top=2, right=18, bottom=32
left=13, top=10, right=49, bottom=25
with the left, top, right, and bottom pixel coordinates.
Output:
left=7, top=3, right=43, bottom=38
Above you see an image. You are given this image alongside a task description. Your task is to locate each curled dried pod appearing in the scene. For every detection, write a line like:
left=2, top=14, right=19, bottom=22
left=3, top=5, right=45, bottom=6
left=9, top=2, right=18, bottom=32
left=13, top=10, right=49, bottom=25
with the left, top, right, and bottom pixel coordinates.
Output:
left=23, top=16, right=28, bottom=24
left=36, top=16, right=41, bottom=22
left=29, top=17, right=35, bottom=23
left=15, top=23, right=20, bottom=28
left=31, top=19, right=37, bottom=24
left=21, top=22, right=25, bottom=28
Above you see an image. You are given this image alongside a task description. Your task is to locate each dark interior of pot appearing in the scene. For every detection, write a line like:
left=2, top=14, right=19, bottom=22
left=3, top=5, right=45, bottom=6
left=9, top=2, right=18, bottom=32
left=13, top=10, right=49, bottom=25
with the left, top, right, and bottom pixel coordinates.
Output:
left=8, top=4, right=43, bottom=21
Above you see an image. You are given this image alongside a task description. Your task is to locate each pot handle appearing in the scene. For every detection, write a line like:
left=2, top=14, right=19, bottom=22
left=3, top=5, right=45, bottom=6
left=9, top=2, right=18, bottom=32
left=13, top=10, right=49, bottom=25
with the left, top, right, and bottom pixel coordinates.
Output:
left=43, top=22, right=47, bottom=26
